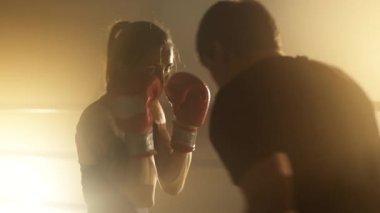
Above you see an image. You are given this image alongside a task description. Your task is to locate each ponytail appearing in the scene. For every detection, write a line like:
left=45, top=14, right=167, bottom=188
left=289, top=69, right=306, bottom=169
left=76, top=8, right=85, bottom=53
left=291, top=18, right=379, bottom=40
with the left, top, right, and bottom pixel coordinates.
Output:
left=106, top=21, right=131, bottom=85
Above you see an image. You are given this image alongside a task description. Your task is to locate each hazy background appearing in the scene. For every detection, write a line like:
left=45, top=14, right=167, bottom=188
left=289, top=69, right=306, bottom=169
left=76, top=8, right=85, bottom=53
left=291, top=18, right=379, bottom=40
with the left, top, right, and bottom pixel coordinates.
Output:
left=0, top=0, right=379, bottom=212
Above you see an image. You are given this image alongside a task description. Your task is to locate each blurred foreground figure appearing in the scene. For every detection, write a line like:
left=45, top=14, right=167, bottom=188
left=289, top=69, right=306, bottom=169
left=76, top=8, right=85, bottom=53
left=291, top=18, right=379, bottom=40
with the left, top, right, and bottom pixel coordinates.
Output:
left=75, top=21, right=210, bottom=213
left=196, top=1, right=380, bottom=212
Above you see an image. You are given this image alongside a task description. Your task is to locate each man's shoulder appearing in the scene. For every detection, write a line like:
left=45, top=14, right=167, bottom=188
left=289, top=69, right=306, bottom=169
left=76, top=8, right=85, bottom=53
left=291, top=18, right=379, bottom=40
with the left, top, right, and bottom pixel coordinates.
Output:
left=214, top=56, right=300, bottom=102
left=226, top=55, right=361, bottom=94
left=213, top=55, right=372, bottom=121
left=238, top=55, right=343, bottom=80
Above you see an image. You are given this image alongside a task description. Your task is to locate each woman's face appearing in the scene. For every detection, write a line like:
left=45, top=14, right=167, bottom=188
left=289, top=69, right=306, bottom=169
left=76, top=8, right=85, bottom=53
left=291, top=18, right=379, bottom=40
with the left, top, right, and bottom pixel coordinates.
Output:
left=109, top=43, right=175, bottom=96
left=131, top=44, right=174, bottom=85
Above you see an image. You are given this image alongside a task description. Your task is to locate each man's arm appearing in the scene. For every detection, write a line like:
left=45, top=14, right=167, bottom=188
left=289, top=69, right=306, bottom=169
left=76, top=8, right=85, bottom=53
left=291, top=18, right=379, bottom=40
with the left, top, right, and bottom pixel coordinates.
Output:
left=210, top=78, right=296, bottom=213
left=238, top=152, right=295, bottom=213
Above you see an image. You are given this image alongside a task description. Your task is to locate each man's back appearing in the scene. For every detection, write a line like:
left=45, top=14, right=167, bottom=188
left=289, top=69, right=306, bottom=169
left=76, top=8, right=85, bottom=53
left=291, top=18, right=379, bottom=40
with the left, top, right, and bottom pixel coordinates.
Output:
left=210, top=56, right=380, bottom=212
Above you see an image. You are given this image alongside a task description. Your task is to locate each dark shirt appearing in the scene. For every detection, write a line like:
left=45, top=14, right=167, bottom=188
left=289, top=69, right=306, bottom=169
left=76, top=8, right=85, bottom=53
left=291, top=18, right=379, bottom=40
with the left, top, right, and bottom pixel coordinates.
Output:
left=210, top=56, right=380, bottom=212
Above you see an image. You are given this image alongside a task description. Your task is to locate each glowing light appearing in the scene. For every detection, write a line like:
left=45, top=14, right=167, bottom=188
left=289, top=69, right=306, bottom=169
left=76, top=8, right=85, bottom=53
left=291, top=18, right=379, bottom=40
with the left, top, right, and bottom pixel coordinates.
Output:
left=0, top=108, right=63, bottom=114
left=0, top=111, right=85, bottom=212
left=28, top=108, right=62, bottom=114
left=0, top=156, right=68, bottom=213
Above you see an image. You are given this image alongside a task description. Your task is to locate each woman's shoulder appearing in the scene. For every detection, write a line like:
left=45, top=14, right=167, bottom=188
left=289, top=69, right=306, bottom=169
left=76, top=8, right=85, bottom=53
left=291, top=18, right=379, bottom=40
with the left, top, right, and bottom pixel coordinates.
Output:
left=75, top=95, right=116, bottom=165
left=77, top=95, right=111, bottom=130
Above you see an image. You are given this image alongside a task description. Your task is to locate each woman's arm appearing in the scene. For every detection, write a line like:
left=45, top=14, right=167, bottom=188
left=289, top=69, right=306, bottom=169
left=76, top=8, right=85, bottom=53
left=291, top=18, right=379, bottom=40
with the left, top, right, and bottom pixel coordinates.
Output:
left=150, top=100, right=193, bottom=195
left=152, top=72, right=210, bottom=195
left=155, top=122, right=192, bottom=195
left=76, top=103, right=158, bottom=209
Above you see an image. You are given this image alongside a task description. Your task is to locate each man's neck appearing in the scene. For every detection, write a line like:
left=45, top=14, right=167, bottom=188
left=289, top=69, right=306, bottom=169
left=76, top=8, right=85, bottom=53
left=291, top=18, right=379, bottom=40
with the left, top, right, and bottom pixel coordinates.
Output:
left=234, top=50, right=282, bottom=75
left=216, top=50, right=283, bottom=88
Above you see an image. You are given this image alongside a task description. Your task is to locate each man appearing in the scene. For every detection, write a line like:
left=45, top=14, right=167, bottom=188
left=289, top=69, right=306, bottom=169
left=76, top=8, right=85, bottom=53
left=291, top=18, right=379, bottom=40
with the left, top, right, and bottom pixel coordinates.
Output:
left=196, top=1, right=380, bottom=212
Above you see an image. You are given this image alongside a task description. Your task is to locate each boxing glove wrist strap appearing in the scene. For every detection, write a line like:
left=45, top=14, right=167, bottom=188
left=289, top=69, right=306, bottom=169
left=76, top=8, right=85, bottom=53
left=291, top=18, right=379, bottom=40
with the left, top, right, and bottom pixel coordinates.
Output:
left=171, top=121, right=197, bottom=152
left=122, top=131, right=156, bottom=157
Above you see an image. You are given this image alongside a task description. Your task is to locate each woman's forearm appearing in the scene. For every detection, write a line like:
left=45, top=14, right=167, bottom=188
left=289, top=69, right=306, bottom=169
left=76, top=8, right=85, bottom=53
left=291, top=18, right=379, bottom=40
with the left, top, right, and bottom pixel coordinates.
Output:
left=150, top=100, right=194, bottom=194
left=155, top=123, right=193, bottom=195
left=157, top=151, right=192, bottom=195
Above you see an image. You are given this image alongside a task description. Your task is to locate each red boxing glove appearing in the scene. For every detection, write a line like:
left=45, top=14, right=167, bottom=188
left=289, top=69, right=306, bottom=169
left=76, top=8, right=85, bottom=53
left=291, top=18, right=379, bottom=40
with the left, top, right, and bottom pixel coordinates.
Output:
left=108, top=72, right=163, bottom=157
left=165, top=72, right=211, bottom=152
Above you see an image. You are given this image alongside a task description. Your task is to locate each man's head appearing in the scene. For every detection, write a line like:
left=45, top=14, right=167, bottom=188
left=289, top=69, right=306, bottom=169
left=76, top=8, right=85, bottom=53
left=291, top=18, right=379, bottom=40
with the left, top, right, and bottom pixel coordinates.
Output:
left=196, top=0, right=281, bottom=87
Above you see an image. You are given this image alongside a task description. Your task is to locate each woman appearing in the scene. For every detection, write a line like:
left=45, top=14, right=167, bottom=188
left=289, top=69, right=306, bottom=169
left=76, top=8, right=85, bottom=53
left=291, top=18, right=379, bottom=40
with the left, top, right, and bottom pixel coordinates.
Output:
left=75, top=21, right=210, bottom=213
